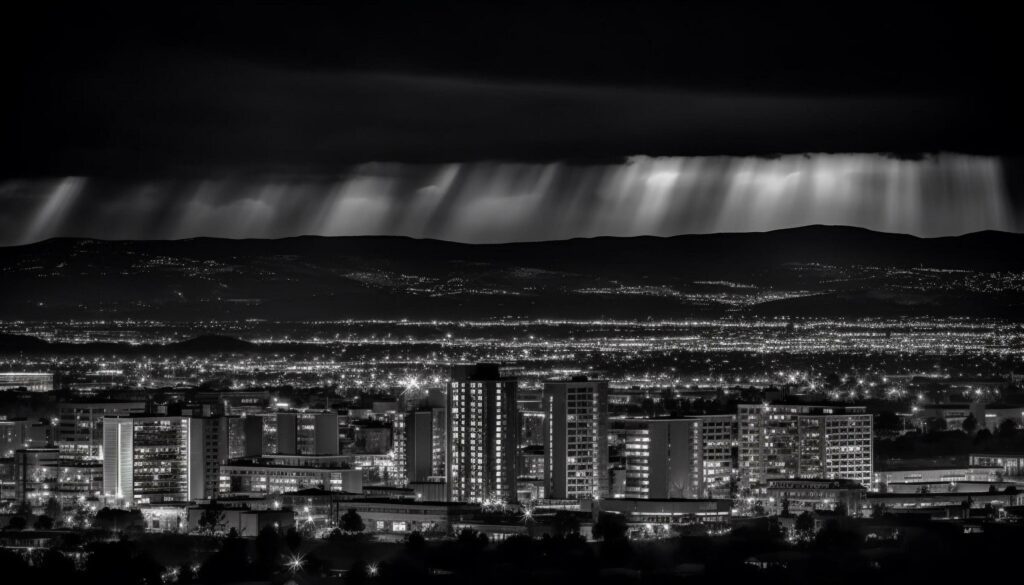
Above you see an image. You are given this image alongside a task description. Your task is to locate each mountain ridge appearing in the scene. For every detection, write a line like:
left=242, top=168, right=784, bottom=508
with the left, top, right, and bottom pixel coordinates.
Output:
left=1, top=225, right=1021, bottom=321
left=4, top=224, right=1019, bottom=250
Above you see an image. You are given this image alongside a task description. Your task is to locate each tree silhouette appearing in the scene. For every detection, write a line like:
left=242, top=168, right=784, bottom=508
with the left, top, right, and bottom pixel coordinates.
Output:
left=5, top=516, right=27, bottom=530
left=285, top=526, right=303, bottom=552
left=794, top=511, right=816, bottom=542
left=962, top=413, right=978, bottom=433
left=94, top=507, right=145, bottom=532
left=34, top=515, right=54, bottom=530
left=348, top=559, right=369, bottom=585
left=999, top=418, right=1018, bottom=436
left=38, top=548, right=75, bottom=582
left=198, top=499, right=227, bottom=534
left=406, top=530, right=426, bottom=553
left=253, top=525, right=282, bottom=576
left=44, top=497, right=61, bottom=521
left=592, top=512, right=628, bottom=541
left=341, top=509, right=365, bottom=533
left=550, top=510, right=580, bottom=536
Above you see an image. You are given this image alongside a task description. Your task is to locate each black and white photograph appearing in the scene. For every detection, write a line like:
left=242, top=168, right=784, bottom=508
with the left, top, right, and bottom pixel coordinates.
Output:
left=1, top=2, right=1022, bottom=584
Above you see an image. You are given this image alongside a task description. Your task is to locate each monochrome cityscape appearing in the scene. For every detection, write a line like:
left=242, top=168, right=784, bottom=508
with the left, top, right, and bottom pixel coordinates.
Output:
left=2, top=2, right=1023, bottom=584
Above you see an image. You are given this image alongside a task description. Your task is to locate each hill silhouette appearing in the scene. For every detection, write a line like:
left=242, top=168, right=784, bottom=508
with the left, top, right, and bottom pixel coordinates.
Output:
left=0, top=226, right=1021, bottom=321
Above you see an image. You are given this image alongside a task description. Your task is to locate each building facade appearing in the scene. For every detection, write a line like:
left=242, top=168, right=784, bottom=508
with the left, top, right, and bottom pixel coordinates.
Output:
left=219, top=456, right=363, bottom=495
left=57, top=401, right=146, bottom=462
left=738, top=404, right=873, bottom=489
left=102, top=415, right=228, bottom=504
left=543, top=377, right=609, bottom=501
left=447, top=364, right=518, bottom=503
left=620, top=418, right=702, bottom=499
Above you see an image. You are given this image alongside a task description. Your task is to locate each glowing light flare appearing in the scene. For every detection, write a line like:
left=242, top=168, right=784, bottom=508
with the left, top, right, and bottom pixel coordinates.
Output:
left=287, top=554, right=305, bottom=573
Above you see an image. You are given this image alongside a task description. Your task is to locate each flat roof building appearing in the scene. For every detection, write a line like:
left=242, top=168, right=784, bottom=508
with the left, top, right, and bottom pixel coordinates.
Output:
left=543, top=377, right=609, bottom=501
left=447, top=364, right=518, bottom=504
left=738, top=404, right=872, bottom=489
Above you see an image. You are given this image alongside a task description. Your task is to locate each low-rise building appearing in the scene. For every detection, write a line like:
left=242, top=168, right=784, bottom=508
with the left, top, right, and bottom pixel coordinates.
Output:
left=186, top=506, right=295, bottom=536
left=969, top=453, right=1024, bottom=479
left=583, top=497, right=732, bottom=525
left=333, top=499, right=479, bottom=536
left=875, top=465, right=1002, bottom=490
left=764, top=478, right=867, bottom=515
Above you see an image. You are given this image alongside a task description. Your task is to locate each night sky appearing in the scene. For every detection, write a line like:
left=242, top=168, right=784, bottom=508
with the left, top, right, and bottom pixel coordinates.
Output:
left=2, top=2, right=1021, bottom=243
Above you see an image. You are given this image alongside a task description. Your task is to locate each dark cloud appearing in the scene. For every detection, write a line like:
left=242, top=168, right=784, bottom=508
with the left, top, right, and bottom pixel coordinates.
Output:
left=2, top=1, right=1021, bottom=178
left=2, top=1, right=1021, bottom=240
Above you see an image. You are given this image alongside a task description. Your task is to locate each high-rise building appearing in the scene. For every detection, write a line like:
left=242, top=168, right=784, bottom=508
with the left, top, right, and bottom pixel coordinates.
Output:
left=619, top=418, right=702, bottom=499
left=102, top=415, right=229, bottom=504
left=405, top=407, right=446, bottom=484
left=614, top=414, right=737, bottom=500
left=226, top=416, right=247, bottom=459
left=543, top=377, right=609, bottom=501
left=242, top=412, right=338, bottom=456
left=447, top=364, right=518, bottom=504
left=242, top=413, right=277, bottom=456
left=694, top=414, right=737, bottom=498
left=430, top=406, right=446, bottom=480
left=14, top=447, right=58, bottom=507
left=104, top=416, right=189, bottom=503
left=57, top=401, right=146, bottom=462
left=1, top=417, right=54, bottom=457
left=738, top=403, right=873, bottom=488
left=277, top=412, right=340, bottom=456
left=188, top=417, right=230, bottom=500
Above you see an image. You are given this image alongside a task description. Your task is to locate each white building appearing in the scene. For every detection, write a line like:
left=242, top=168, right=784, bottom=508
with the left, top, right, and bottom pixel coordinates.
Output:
left=102, top=415, right=228, bottom=503
left=738, top=403, right=873, bottom=489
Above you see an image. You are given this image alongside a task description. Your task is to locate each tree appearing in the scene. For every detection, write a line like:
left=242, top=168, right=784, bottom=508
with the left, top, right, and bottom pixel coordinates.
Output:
left=872, top=503, right=888, bottom=518
left=39, top=548, right=76, bottom=582
left=34, top=515, right=55, bottom=530
left=198, top=499, right=226, bottom=534
left=285, top=526, right=302, bottom=552
left=44, top=497, right=61, bottom=521
left=834, top=501, right=848, bottom=516
left=781, top=497, right=791, bottom=517
left=252, top=525, right=282, bottom=576
left=406, top=531, right=426, bottom=553
left=5, top=516, right=27, bottom=530
left=592, top=512, right=628, bottom=542
left=341, top=509, right=365, bottom=533
left=94, top=507, right=146, bottom=532
left=767, top=516, right=784, bottom=540
left=348, top=560, right=369, bottom=585
left=550, top=510, right=580, bottom=537
left=999, top=418, right=1018, bottom=436
left=876, top=411, right=901, bottom=433
left=794, top=511, right=816, bottom=542
left=962, top=413, right=978, bottom=434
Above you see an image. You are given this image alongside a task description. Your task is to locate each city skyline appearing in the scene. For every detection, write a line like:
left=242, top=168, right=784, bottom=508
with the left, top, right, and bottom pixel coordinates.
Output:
left=2, top=1, right=1023, bottom=582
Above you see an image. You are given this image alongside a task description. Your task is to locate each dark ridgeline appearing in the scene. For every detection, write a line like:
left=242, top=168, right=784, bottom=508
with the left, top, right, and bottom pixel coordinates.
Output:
left=1, top=226, right=1021, bottom=321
